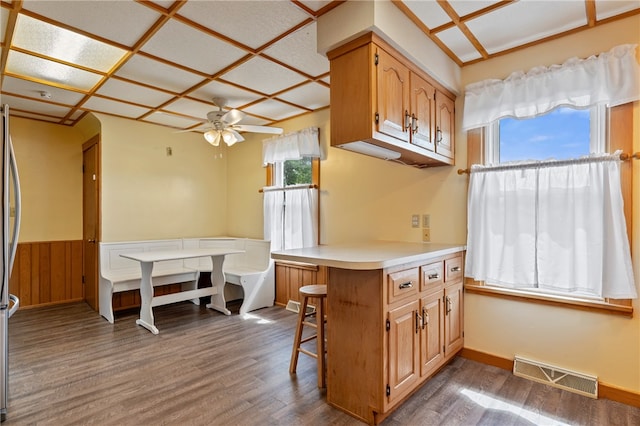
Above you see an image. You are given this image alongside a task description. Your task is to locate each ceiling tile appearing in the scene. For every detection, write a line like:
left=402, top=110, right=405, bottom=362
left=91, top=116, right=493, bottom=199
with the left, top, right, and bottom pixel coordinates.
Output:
left=402, top=1, right=451, bottom=29
left=1, top=75, right=86, bottom=105
left=5, top=50, right=103, bottom=91
left=220, top=56, right=307, bottom=95
left=9, top=111, right=65, bottom=123
left=161, top=97, right=218, bottom=121
left=297, top=1, right=333, bottom=13
left=1, top=7, right=8, bottom=44
left=277, top=82, right=329, bottom=110
left=22, top=0, right=162, bottom=47
left=243, top=99, right=307, bottom=121
left=96, top=78, right=175, bottom=108
left=467, top=1, right=587, bottom=54
left=448, top=1, right=500, bottom=18
left=143, top=111, right=203, bottom=129
left=115, top=55, right=205, bottom=94
left=140, top=19, right=248, bottom=74
left=149, top=0, right=175, bottom=9
left=436, top=26, right=483, bottom=63
left=178, top=0, right=310, bottom=50
left=595, top=0, right=640, bottom=20
left=189, top=81, right=262, bottom=108
left=12, top=14, right=127, bottom=72
left=82, top=96, right=151, bottom=119
left=263, top=22, right=329, bottom=78
left=0, top=94, right=71, bottom=118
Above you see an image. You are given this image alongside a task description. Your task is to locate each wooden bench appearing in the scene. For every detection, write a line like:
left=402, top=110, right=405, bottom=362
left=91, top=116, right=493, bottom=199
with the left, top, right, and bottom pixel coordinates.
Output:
left=182, top=238, right=275, bottom=315
left=99, top=237, right=275, bottom=323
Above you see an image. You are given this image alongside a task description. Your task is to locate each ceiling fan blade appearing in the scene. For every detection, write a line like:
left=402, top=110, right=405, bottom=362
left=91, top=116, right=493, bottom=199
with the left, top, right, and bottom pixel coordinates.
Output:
left=231, top=124, right=284, bottom=134
left=174, top=127, right=207, bottom=133
left=221, top=109, right=245, bottom=126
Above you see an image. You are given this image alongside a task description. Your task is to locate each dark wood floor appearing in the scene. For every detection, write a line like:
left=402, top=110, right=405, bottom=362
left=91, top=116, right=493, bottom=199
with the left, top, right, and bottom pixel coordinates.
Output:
left=5, top=301, right=639, bottom=425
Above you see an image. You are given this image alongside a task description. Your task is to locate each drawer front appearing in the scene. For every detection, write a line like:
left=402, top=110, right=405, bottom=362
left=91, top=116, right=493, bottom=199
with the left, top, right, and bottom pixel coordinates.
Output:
left=420, top=261, right=444, bottom=293
left=388, top=267, right=419, bottom=304
left=444, top=256, right=463, bottom=283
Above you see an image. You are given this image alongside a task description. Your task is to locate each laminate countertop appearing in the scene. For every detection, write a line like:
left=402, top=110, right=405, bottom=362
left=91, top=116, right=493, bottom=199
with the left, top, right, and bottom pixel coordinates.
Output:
left=271, top=241, right=466, bottom=270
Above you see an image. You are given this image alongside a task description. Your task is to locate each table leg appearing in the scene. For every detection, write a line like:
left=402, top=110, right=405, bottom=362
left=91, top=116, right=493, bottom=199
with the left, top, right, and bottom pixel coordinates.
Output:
left=206, top=255, right=231, bottom=315
left=136, top=261, right=159, bottom=334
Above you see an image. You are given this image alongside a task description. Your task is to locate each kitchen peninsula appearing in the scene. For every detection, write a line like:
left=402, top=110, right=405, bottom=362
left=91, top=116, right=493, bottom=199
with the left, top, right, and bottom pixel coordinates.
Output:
left=272, top=241, right=466, bottom=424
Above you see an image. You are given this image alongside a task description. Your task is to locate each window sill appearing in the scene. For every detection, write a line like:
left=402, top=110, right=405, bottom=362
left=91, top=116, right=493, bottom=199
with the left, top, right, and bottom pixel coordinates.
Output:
left=464, top=281, right=634, bottom=317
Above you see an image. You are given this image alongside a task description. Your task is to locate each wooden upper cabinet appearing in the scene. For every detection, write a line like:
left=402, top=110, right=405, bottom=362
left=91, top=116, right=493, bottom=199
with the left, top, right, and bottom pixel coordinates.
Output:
left=327, top=32, right=456, bottom=168
left=410, top=73, right=437, bottom=152
left=376, top=47, right=410, bottom=143
left=436, top=94, right=455, bottom=160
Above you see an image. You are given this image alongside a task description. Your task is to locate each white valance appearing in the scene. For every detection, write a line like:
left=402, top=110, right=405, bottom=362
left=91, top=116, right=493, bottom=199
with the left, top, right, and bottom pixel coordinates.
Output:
left=462, top=44, right=640, bottom=130
left=262, top=127, right=321, bottom=164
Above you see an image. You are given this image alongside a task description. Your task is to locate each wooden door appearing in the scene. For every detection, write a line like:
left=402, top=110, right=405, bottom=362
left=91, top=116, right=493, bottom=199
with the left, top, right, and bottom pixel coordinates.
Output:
left=410, top=73, right=436, bottom=151
left=435, top=93, right=455, bottom=159
left=82, top=137, right=100, bottom=311
left=387, top=299, right=419, bottom=404
left=376, top=46, right=410, bottom=143
left=444, top=282, right=463, bottom=357
left=420, top=291, right=444, bottom=378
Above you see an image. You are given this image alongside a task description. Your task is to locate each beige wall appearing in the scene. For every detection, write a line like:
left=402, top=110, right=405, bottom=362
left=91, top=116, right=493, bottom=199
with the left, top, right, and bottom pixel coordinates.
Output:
left=9, top=116, right=84, bottom=242
left=97, top=114, right=228, bottom=242
left=460, top=15, right=640, bottom=392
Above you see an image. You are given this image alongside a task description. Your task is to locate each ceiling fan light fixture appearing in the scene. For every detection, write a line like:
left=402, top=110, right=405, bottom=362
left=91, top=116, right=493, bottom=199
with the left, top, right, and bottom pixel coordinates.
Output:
left=204, top=129, right=220, bottom=146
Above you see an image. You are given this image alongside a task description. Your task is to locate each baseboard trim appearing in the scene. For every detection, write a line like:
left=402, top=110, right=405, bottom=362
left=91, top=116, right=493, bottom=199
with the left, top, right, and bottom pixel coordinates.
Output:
left=460, top=347, right=640, bottom=408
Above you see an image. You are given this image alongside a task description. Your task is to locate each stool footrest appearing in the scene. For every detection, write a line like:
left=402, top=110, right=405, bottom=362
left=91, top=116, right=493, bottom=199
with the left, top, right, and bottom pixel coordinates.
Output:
left=298, top=348, right=318, bottom=359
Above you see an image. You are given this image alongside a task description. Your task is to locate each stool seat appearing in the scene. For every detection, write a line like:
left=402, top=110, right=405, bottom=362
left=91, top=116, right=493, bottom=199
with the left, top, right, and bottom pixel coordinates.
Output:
left=289, top=284, right=327, bottom=388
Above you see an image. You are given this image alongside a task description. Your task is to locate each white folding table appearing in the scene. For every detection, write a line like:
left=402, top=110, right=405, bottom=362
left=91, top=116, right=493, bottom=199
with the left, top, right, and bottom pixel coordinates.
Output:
left=120, top=247, right=243, bottom=334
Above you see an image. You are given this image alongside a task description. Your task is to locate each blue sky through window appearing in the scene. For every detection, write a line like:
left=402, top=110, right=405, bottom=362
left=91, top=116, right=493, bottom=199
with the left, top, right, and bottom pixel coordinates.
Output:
left=499, top=107, right=591, bottom=163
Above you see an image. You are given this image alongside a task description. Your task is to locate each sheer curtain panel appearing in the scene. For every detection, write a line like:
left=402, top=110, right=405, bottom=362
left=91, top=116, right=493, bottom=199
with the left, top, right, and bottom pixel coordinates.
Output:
left=465, top=153, right=637, bottom=299
left=462, top=44, right=640, bottom=130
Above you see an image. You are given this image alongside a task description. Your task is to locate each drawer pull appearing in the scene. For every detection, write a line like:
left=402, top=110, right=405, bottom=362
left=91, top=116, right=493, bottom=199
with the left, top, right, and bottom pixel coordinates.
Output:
left=428, top=273, right=440, bottom=280
left=450, top=266, right=461, bottom=272
left=398, top=281, right=413, bottom=289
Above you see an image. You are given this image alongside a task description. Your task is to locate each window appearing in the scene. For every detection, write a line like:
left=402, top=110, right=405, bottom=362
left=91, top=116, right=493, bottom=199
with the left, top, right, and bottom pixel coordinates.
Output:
left=487, top=105, right=606, bottom=164
left=465, top=104, right=634, bottom=315
left=272, top=157, right=314, bottom=187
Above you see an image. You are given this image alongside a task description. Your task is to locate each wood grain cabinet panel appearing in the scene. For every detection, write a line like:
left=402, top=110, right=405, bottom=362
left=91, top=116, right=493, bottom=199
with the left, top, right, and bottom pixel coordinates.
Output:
left=275, top=261, right=327, bottom=306
left=328, top=32, right=456, bottom=168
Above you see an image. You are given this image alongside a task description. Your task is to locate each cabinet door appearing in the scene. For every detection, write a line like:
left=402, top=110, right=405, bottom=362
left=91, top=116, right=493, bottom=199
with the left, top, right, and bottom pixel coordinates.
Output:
left=410, top=73, right=436, bottom=151
left=376, top=47, right=410, bottom=143
left=444, top=282, right=464, bottom=357
left=420, top=291, right=444, bottom=378
left=387, top=299, right=419, bottom=404
left=435, top=93, right=455, bottom=159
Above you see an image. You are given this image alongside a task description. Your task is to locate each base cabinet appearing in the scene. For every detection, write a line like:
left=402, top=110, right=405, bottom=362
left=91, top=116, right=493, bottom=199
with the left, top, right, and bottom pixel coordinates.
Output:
left=327, top=251, right=464, bottom=424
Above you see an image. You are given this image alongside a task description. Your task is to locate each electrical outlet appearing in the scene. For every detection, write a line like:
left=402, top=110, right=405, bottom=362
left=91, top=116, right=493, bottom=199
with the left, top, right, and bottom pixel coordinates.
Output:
left=422, top=228, right=431, bottom=242
left=422, top=214, right=430, bottom=228
left=411, top=214, right=420, bottom=228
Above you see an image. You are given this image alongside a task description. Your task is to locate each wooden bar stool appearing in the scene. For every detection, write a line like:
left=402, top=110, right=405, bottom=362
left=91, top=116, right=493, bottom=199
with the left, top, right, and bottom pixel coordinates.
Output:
left=289, top=284, right=327, bottom=388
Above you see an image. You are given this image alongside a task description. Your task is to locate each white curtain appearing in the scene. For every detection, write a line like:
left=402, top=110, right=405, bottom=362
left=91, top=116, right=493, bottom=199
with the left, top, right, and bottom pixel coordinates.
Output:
left=262, top=127, right=321, bottom=251
left=263, top=127, right=321, bottom=165
left=462, top=44, right=640, bottom=130
left=263, top=189, right=284, bottom=252
left=465, top=153, right=637, bottom=299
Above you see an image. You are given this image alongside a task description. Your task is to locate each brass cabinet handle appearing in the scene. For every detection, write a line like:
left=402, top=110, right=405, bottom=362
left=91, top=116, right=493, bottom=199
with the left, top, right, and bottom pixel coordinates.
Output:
left=415, top=311, right=421, bottom=334
left=399, top=281, right=413, bottom=289
left=436, top=128, right=443, bottom=143
left=411, top=114, right=418, bottom=134
left=428, top=273, right=440, bottom=280
left=404, top=110, right=411, bottom=132
left=445, top=296, right=452, bottom=314
left=450, top=266, right=461, bottom=272
left=422, top=307, right=429, bottom=329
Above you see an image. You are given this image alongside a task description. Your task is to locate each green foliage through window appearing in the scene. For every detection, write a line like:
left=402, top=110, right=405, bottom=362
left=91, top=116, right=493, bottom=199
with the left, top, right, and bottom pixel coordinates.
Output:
left=283, top=157, right=312, bottom=186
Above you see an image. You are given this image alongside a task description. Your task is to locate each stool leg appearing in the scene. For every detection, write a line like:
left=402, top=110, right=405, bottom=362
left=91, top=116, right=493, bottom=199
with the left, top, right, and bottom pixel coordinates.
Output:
left=289, top=296, right=309, bottom=374
left=316, top=296, right=326, bottom=388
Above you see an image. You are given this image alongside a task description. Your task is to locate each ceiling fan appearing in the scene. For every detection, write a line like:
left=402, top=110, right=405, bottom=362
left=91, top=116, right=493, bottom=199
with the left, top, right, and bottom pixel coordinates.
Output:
left=190, top=97, right=284, bottom=147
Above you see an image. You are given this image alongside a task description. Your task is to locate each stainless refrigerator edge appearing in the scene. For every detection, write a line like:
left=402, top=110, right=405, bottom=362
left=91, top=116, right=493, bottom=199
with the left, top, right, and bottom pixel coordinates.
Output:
left=1, top=104, right=21, bottom=423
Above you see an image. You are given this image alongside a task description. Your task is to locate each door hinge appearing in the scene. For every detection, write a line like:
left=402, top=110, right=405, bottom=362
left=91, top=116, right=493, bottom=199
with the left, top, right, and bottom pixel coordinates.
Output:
left=374, top=53, right=379, bottom=65
left=386, top=384, right=390, bottom=396
left=375, top=112, right=379, bottom=124
left=386, top=318, right=390, bottom=331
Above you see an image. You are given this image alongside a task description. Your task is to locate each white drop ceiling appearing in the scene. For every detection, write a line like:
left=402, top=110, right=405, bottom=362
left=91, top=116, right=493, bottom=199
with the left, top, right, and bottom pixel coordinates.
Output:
left=0, top=0, right=638, bottom=132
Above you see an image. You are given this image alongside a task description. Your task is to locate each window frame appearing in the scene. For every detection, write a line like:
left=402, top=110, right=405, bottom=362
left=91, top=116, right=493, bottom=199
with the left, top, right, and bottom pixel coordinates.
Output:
left=465, top=103, right=634, bottom=316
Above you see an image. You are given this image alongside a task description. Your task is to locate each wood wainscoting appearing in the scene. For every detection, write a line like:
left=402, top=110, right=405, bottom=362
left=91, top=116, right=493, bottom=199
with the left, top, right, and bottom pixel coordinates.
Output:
left=9, top=240, right=84, bottom=308
left=275, top=261, right=327, bottom=306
